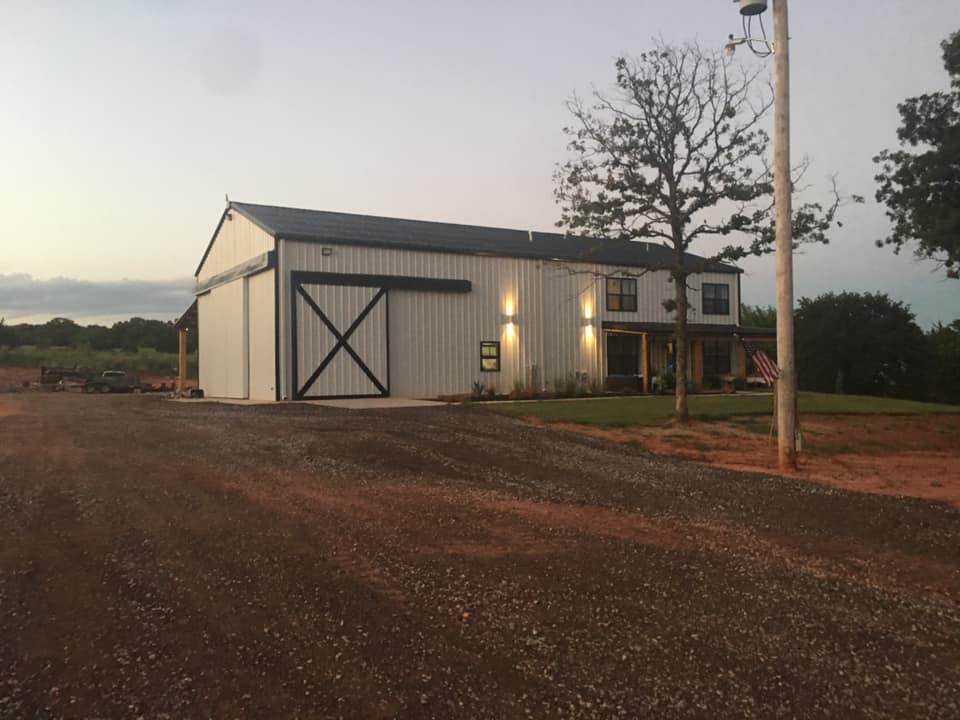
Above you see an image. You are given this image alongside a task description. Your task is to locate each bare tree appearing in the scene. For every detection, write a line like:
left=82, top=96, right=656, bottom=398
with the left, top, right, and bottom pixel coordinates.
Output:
left=555, top=41, right=855, bottom=422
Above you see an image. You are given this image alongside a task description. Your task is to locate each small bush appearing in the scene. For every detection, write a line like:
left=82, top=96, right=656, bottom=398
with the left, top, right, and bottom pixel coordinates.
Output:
left=589, top=377, right=605, bottom=396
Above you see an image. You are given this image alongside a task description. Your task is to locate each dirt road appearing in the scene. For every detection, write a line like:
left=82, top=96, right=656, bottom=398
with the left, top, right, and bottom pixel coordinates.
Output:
left=1, top=394, right=958, bottom=718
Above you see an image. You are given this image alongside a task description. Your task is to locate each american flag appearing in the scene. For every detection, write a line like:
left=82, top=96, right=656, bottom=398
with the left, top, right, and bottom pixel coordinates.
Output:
left=742, top=340, right=780, bottom=386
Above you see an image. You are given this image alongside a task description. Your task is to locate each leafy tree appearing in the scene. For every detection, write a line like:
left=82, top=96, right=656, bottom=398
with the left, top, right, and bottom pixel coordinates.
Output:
left=874, top=31, right=960, bottom=279
left=794, top=292, right=927, bottom=399
left=556, top=41, right=852, bottom=421
left=740, top=304, right=776, bottom=328
left=0, top=316, right=195, bottom=353
left=43, top=318, right=83, bottom=347
left=927, top=320, right=960, bottom=403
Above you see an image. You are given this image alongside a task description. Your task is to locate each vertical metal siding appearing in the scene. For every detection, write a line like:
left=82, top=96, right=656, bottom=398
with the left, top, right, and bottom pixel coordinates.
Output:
left=247, top=269, right=276, bottom=401
left=197, top=277, right=246, bottom=398
left=277, top=240, right=738, bottom=398
left=197, top=213, right=274, bottom=282
left=296, top=284, right=387, bottom=397
left=598, top=269, right=738, bottom=326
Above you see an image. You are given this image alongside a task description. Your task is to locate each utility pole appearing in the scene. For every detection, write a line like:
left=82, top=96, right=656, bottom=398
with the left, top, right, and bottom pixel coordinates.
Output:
left=772, top=0, right=797, bottom=472
left=725, top=0, right=798, bottom=472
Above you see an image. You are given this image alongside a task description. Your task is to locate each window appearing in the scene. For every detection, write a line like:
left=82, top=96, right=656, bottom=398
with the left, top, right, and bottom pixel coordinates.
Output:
left=702, top=283, right=730, bottom=315
left=480, top=341, right=501, bottom=372
left=607, top=334, right=640, bottom=375
left=702, top=340, right=731, bottom=376
left=606, top=277, right=637, bottom=312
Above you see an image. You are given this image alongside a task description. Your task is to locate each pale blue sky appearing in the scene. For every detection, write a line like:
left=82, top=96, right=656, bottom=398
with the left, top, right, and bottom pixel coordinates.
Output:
left=1, top=0, right=958, bottom=326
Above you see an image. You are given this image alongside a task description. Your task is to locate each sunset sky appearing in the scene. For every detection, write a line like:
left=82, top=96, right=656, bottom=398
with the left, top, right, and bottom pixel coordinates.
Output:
left=1, top=0, right=958, bottom=326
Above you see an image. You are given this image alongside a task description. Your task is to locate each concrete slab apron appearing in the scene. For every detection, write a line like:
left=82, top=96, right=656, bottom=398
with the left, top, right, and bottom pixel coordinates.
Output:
left=170, top=397, right=447, bottom=410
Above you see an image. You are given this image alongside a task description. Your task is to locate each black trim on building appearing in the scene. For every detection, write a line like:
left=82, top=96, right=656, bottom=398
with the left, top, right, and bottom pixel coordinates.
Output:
left=289, top=270, right=471, bottom=293
left=295, top=286, right=388, bottom=399
left=602, top=321, right=775, bottom=338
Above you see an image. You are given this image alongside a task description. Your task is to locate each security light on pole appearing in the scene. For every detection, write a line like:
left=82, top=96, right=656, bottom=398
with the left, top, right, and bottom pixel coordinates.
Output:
left=739, top=0, right=768, bottom=15
left=726, top=0, right=798, bottom=472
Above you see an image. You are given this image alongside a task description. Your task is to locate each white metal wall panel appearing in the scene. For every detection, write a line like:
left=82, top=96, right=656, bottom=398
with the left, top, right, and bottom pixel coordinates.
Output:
left=198, top=278, right=247, bottom=398
left=277, top=240, right=739, bottom=398
left=540, top=262, right=602, bottom=388
left=246, top=269, right=276, bottom=401
left=597, top=269, right=737, bottom=326
left=198, top=212, right=274, bottom=282
left=294, top=283, right=388, bottom=398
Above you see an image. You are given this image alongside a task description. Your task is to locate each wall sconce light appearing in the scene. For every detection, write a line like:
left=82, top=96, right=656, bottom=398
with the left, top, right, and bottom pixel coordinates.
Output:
left=501, top=300, right=517, bottom=340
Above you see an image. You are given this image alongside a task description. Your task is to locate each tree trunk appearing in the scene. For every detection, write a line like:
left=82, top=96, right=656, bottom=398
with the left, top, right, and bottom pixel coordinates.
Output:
left=674, top=273, right=690, bottom=423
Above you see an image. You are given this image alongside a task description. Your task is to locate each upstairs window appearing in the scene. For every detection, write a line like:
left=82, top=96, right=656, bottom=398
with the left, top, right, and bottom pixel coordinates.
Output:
left=702, top=283, right=730, bottom=315
left=480, top=341, right=501, bottom=372
left=606, top=277, right=637, bottom=312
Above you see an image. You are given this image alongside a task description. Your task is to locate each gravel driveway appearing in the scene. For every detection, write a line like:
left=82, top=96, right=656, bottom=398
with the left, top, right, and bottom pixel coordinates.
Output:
left=0, top=394, right=957, bottom=718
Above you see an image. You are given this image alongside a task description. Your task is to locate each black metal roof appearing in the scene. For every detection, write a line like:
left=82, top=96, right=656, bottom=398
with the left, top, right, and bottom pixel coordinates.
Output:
left=174, top=299, right=198, bottom=330
left=195, top=201, right=741, bottom=277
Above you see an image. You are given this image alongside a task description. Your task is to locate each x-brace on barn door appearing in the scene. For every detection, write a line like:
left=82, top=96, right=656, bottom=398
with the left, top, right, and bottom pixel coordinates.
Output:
left=292, top=280, right=389, bottom=400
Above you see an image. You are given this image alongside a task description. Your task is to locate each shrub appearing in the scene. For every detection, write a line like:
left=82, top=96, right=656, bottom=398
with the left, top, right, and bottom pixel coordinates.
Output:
left=588, top=377, right=605, bottom=396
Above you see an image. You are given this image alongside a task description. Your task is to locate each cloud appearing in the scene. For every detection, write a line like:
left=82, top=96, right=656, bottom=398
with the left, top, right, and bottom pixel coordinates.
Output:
left=0, top=274, right=194, bottom=325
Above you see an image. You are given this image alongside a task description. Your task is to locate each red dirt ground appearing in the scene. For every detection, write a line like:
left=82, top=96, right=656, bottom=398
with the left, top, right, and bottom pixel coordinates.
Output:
left=1, top=394, right=958, bottom=718
left=527, top=414, right=960, bottom=507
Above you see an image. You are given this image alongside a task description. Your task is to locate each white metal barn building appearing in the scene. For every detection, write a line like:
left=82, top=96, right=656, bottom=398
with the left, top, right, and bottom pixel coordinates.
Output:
left=186, top=201, right=771, bottom=401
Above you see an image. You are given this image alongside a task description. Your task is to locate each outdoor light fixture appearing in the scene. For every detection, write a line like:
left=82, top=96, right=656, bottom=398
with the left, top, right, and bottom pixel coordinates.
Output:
left=725, top=0, right=774, bottom=57
left=738, top=0, right=767, bottom=15
left=502, top=299, right=517, bottom=339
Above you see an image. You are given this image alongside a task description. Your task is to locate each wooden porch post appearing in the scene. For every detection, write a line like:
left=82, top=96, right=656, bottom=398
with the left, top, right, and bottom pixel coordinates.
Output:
left=737, top=343, right=747, bottom=380
left=177, top=328, right=187, bottom=393
left=693, top=339, right=704, bottom=388
left=641, top=333, right=649, bottom=394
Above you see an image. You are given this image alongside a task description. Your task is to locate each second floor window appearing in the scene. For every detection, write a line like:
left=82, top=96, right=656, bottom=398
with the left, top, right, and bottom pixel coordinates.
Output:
left=606, top=277, right=637, bottom=312
left=702, top=283, right=730, bottom=315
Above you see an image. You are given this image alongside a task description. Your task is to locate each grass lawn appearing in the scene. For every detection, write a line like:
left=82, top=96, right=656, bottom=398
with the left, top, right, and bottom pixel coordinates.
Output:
left=490, top=392, right=960, bottom=427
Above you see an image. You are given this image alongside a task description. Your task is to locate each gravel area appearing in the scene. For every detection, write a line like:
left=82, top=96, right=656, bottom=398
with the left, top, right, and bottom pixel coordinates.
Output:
left=0, top=394, right=958, bottom=719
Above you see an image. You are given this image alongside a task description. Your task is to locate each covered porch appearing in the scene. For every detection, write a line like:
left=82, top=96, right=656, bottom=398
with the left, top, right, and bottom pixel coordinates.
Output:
left=601, top=321, right=776, bottom=394
left=174, top=300, right=198, bottom=395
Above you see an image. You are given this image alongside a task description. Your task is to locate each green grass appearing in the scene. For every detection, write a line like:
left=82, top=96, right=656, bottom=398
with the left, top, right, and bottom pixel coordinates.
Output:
left=0, top=346, right=197, bottom=376
left=491, top=392, right=960, bottom=428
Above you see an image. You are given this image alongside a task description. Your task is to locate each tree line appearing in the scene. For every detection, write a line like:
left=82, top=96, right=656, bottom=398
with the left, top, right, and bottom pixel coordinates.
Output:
left=0, top=317, right=197, bottom=355
left=743, top=293, right=960, bottom=404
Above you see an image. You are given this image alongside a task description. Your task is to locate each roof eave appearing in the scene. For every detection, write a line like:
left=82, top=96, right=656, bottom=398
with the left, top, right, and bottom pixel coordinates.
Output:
left=193, top=202, right=279, bottom=278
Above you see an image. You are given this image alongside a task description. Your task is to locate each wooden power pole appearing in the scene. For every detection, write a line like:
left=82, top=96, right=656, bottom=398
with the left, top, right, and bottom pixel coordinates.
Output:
left=773, top=0, right=798, bottom=471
